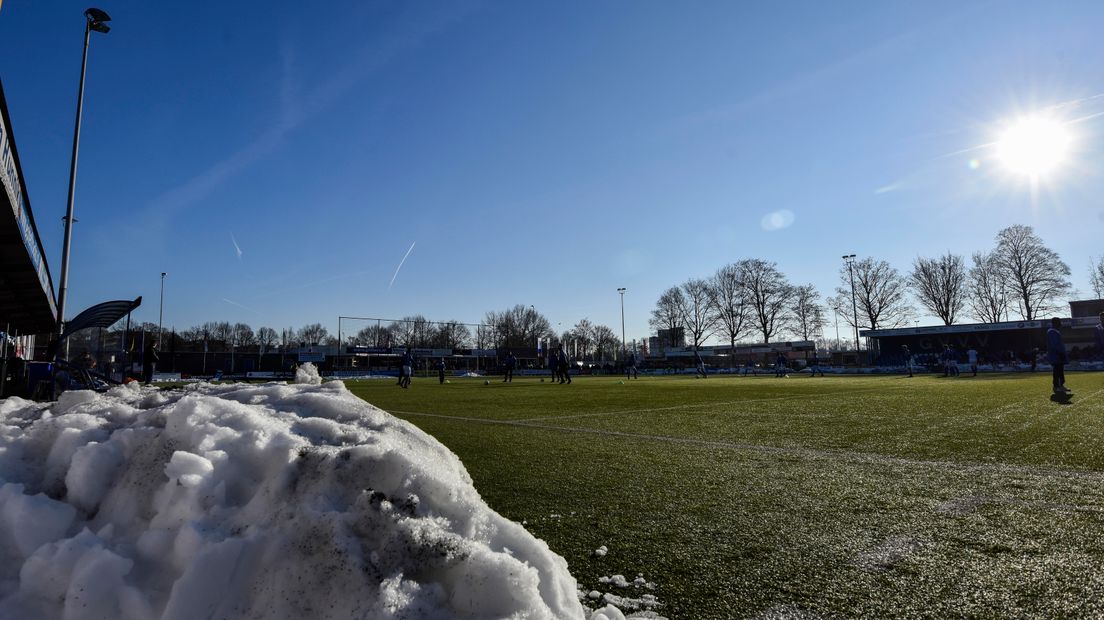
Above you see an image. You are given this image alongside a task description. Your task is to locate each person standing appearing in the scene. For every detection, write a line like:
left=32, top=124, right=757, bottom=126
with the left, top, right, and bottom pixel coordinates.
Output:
left=626, top=351, right=639, bottom=380
left=1095, top=311, right=1104, bottom=362
left=967, top=347, right=979, bottom=377
left=775, top=352, right=788, bottom=378
left=547, top=351, right=558, bottom=383
left=436, top=358, right=446, bottom=384
left=557, top=345, right=571, bottom=384
left=400, top=347, right=414, bottom=389
left=901, top=344, right=913, bottom=377
left=694, top=349, right=707, bottom=379
left=942, top=345, right=958, bottom=377
left=808, top=349, right=824, bottom=377
left=143, top=340, right=159, bottom=385
left=1047, top=317, right=1069, bottom=394
left=503, top=352, right=517, bottom=383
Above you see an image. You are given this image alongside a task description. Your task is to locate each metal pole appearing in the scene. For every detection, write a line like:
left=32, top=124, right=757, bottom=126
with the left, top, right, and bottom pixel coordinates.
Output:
left=337, top=316, right=342, bottom=376
left=845, top=256, right=860, bottom=353
left=618, top=288, right=626, bottom=360
left=158, top=272, right=166, bottom=343
left=832, top=304, right=840, bottom=351
left=55, top=20, right=93, bottom=344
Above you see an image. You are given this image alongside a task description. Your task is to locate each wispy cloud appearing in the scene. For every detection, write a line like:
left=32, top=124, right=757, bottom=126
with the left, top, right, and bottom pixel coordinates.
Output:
left=221, top=297, right=263, bottom=316
left=389, top=242, right=416, bottom=289
left=139, top=4, right=479, bottom=225
left=231, top=233, right=243, bottom=259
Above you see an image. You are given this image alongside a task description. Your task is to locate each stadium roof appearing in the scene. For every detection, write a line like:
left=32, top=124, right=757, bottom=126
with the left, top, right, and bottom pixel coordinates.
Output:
left=0, top=78, right=57, bottom=335
left=860, top=320, right=1045, bottom=339
left=861, top=315, right=1100, bottom=339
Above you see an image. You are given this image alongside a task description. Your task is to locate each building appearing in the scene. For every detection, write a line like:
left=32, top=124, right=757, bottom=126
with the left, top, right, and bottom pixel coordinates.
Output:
left=1, top=78, right=57, bottom=362
left=861, top=299, right=1104, bottom=366
left=655, top=327, right=685, bottom=349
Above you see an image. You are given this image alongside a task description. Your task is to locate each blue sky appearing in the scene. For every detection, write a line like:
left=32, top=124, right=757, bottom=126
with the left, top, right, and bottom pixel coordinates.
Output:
left=2, top=1, right=1103, bottom=344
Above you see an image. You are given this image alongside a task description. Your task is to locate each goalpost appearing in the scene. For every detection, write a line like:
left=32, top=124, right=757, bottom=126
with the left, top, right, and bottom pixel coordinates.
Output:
left=336, top=315, right=492, bottom=377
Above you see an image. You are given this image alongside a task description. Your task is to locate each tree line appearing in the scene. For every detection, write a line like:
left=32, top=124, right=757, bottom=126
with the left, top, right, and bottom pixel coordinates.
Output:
left=89, top=305, right=628, bottom=361
left=652, top=225, right=1092, bottom=350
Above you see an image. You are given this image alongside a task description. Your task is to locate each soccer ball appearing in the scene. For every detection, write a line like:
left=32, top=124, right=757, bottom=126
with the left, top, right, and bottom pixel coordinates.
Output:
left=484, top=380, right=490, bottom=385
left=445, top=380, right=450, bottom=384
left=618, top=380, right=624, bottom=385
left=540, top=378, right=545, bottom=382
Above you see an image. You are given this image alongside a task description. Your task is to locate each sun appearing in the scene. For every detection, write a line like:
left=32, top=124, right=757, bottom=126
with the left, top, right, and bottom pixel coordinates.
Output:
left=995, top=116, right=1073, bottom=178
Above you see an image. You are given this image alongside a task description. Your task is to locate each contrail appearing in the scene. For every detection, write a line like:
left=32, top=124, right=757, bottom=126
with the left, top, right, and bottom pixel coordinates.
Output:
left=221, top=297, right=262, bottom=316
left=389, top=242, right=416, bottom=289
left=231, top=233, right=243, bottom=259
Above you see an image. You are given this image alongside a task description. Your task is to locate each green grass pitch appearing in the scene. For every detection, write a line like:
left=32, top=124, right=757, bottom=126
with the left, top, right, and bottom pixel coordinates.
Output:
left=344, top=371, right=1104, bottom=618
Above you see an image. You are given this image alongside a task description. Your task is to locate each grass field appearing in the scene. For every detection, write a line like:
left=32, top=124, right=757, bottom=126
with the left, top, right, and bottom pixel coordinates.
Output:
left=344, top=371, right=1104, bottom=619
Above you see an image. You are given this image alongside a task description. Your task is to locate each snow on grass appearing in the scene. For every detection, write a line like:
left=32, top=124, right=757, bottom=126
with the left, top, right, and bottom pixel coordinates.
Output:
left=0, top=366, right=632, bottom=619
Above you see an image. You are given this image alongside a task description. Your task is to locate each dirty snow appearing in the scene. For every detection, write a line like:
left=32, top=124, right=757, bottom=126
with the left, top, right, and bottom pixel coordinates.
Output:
left=0, top=365, right=638, bottom=619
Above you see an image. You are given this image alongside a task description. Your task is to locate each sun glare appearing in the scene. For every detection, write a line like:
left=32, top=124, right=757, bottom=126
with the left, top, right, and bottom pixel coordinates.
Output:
left=995, top=116, right=1072, bottom=178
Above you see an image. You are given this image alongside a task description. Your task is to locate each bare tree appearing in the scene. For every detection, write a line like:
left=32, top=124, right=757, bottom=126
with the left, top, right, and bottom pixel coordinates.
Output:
left=433, top=321, right=471, bottom=349
left=179, top=326, right=205, bottom=342
left=231, top=323, right=255, bottom=347
left=352, top=324, right=392, bottom=347
left=742, top=259, right=793, bottom=343
left=966, top=252, right=1009, bottom=323
left=680, top=278, right=717, bottom=351
left=506, top=305, right=553, bottom=348
left=1089, top=256, right=1104, bottom=299
left=992, top=225, right=1071, bottom=320
left=280, top=327, right=296, bottom=349
left=590, top=324, right=621, bottom=361
left=650, top=286, right=685, bottom=348
left=836, top=257, right=912, bottom=331
left=256, top=327, right=278, bottom=353
left=486, top=306, right=553, bottom=349
left=709, top=262, right=753, bottom=353
left=791, top=284, right=826, bottom=341
left=909, top=253, right=966, bottom=325
left=389, top=316, right=427, bottom=348
left=205, top=321, right=233, bottom=345
left=572, top=318, right=594, bottom=358
left=297, top=323, right=329, bottom=346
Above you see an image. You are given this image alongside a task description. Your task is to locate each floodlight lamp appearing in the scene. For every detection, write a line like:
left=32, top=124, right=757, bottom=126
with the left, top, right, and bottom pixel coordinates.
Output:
left=85, top=8, right=111, bottom=33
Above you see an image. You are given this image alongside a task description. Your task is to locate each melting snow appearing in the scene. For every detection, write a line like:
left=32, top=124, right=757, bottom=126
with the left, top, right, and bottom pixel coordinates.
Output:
left=0, top=366, right=635, bottom=619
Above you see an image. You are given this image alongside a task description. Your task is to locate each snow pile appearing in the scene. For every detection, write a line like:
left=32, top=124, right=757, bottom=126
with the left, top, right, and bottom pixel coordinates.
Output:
left=0, top=374, right=626, bottom=619
left=586, top=573, right=662, bottom=616
left=294, top=361, right=322, bottom=385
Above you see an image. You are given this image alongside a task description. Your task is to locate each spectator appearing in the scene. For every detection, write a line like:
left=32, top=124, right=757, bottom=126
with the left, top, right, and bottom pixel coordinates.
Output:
left=1095, top=311, right=1104, bottom=361
left=1046, top=317, right=1068, bottom=395
left=143, top=340, right=159, bottom=385
left=901, top=345, right=913, bottom=378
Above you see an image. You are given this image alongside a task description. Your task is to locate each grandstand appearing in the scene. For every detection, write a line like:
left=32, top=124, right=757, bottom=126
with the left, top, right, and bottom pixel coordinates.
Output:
left=862, top=301, right=1104, bottom=368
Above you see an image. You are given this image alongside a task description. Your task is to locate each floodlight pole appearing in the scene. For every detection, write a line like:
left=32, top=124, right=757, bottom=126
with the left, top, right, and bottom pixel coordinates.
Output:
left=56, top=9, right=110, bottom=345
left=617, top=288, right=626, bottom=359
left=157, top=272, right=166, bottom=343
left=831, top=301, right=840, bottom=351
left=843, top=254, right=860, bottom=354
